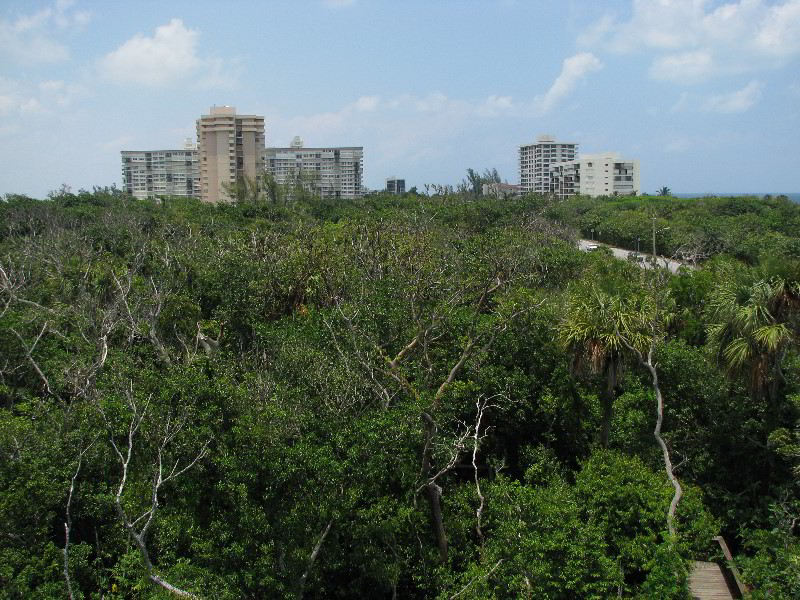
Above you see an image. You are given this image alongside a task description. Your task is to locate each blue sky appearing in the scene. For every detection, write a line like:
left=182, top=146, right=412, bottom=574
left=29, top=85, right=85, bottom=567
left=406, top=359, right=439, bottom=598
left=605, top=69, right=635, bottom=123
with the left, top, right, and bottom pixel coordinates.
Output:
left=1, top=0, right=799, bottom=197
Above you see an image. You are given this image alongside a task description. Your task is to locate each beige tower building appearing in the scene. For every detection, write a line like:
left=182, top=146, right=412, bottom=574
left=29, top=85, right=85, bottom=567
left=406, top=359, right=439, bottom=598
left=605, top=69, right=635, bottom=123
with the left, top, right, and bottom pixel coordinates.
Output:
left=196, top=106, right=265, bottom=203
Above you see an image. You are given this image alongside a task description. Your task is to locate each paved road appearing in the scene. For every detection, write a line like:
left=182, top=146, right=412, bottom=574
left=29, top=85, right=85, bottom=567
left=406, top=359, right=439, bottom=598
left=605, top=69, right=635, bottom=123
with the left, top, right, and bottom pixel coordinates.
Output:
left=578, top=240, right=690, bottom=274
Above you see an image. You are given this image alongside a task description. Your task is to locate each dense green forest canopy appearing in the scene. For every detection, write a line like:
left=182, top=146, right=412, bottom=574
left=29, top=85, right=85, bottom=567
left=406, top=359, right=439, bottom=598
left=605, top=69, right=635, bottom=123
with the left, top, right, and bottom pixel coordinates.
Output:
left=1, top=188, right=798, bottom=598
left=545, top=193, right=800, bottom=265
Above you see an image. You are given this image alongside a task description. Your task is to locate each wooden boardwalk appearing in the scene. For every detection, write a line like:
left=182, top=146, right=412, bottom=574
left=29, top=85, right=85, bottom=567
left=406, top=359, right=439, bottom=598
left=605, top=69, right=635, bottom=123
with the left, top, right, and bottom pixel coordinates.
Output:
left=689, top=561, right=740, bottom=600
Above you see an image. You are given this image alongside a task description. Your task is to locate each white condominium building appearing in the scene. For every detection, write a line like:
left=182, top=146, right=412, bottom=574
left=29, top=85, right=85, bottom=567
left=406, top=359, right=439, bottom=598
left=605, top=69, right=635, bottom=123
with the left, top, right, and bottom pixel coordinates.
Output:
left=196, top=106, right=265, bottom=203
left=550, top=153, right=640, bottom=198
left=121, top=139, right=199, bottom=199
left=266, top=136, right=364, bottom=199
left=518, top=134, right=578, bottom=195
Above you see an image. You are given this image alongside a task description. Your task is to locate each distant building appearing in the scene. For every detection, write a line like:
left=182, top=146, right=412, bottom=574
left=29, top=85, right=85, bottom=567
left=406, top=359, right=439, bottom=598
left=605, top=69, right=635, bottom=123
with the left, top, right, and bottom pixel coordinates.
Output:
left=385, top=177, right=405, bottom=194
left=121, top=138, right=199, bottom=199
left=550, top=153, right=640, bottom=198
left=519, top=134, right=578, bottom=195
left=196, top=106, right=265, bottom=203
left=266, top=137, right=364, bottom=199
left=482, top=182, right=523, bottom=198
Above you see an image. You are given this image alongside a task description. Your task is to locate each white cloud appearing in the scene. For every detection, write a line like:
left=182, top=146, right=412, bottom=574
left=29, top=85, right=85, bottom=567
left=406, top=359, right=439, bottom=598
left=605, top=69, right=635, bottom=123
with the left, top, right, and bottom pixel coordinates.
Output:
left=754, top=0, right=800, bottom=56
left=581, top=0, right=800, bottom=81
left=38, top=80, right=89, bottom=107
left=99, top=19, right=200, bottom=85
left=20, top=98, right=44, bottom=116
left=98, top=19, right=237, bottom=89
left=576, top=14, right=615, bottom=47
left=476, top=95, right=515, bottom=117
left=0, top=76, right=89, bottom=118
left=533, top=52, right=603, bottom=114
left=649, top=50, right=714, bottom=82
left=704, top=80, right=764, bottom=113
left=0, top=0, right=92, bottom=64
left=0, top=77, right=24, bottom=117
left=665, top=137, right=692, bottom=153
left=670, top=92, right=691, bottom=113
left=353, top=95, right=380, bottom=112
left=266, top=91, right=521, bottom=173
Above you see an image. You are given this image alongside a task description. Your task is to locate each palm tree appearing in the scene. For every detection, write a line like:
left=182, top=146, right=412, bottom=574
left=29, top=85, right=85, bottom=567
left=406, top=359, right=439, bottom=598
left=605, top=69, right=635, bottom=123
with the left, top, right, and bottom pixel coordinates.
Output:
left=706, top=272, right=800, bottom=435
left=559, top=287, right=626, bottom=448
left=656, top=186, right=671, bottom=196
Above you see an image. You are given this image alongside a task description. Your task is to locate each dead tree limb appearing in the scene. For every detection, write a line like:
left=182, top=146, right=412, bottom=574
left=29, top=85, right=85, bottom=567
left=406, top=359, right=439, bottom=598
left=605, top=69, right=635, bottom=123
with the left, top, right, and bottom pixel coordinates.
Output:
left=99, top=388, right=208, bottom=599
left=10, top=324, right=59, bottom=399
left=64, top=440, right=94, bottom=600
left=472, top=395, right=498, bottom=554
left=448, top=559, right=504, bottom=599
left=296, top=519, right=334, bottom=599
left=615, top=325, right=683, bottom=537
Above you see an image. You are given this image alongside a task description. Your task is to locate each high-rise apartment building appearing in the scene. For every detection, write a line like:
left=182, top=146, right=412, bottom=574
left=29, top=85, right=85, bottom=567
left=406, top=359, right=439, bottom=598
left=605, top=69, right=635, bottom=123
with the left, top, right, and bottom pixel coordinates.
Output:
left=518, top=134, right=578, bottom=195
left=121, top=138, right=199, bottom=199
left=385, top=177, right=405, bottom=194
left=266, top=137, right=363, bottom=199
left=196, top=106, right=265, bottom=203
left=550, top=153, right=640, bottom=198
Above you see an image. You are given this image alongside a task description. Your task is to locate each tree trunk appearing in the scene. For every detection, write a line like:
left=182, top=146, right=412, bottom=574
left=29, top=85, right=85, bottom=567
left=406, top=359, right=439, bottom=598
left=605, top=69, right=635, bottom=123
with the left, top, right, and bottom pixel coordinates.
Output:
left=766, top=351, right=784, bottom=436
left=426, top=482, right=448, bottom=562
left=648, top=361, right=682, bottom=536
left=421, top=413, right=448, bottom=562
left=600, top=358, right=617, bottom=449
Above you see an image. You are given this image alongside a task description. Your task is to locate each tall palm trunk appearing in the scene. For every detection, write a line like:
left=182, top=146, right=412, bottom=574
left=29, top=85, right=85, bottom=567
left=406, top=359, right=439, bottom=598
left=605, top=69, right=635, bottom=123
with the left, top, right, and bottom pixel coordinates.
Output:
left=766, top=350, right=785, bottom=436
left=600, top=357, right=618, bottom=449
left=764, top=350, right=786, bottom=479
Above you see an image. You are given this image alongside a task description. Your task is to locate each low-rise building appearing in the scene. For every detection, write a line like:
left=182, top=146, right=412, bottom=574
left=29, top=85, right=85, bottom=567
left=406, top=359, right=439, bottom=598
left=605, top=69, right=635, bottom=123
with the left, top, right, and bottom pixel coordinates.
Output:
left=121, top=139, right=199, bottom=199
left=482, top=182, right=523, bottom=198
left=266, top=136, right=364, bottom=199
left=550, top=152, right=640, bottom=198
left=385, top=177, right=405, bottom=194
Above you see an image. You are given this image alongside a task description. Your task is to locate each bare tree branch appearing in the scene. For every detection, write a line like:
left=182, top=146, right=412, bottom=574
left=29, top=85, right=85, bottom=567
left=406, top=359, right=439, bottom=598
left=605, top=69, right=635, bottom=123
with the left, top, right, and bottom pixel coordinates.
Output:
left=10, top=324, right=59, bottom=399
left=296, top=519, right=334, bottom=599
left=99, top=387, right=207, bottom=599
left=615, top=321, right=683, bottom=537
left=472, top=395, right=499, bottom=553
left=64, top=439, right=95, bottom=600
left=448, top=559, right=504, bottom=600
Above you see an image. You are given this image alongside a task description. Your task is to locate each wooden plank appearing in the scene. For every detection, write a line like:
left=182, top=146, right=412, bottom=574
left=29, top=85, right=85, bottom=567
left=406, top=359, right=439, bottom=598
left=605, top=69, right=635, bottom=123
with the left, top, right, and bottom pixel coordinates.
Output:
left=689, top=561, right=735, bottom=600
left=713, top=536, right=748, bottom=597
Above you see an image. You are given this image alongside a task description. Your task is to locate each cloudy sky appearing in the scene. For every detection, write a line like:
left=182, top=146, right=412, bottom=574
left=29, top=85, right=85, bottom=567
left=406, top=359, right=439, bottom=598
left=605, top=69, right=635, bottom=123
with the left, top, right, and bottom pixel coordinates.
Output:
left=1, top=0, right=799, bottom=197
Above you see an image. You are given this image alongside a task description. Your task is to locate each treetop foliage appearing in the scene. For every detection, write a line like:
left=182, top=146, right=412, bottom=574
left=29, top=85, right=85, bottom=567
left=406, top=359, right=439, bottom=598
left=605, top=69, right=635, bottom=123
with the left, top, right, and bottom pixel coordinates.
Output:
left=1, top=188, right=798, bottom=598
